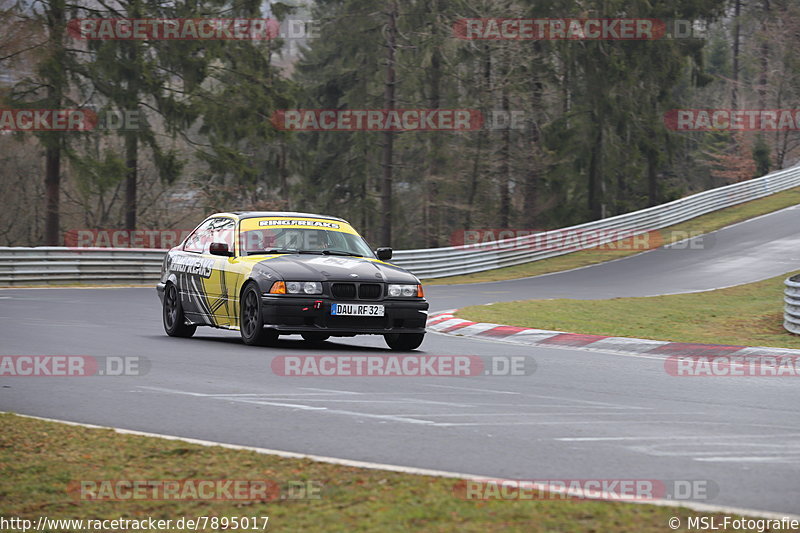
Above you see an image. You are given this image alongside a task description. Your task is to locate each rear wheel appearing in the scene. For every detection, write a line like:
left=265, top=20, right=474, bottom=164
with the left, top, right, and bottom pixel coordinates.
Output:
left=240, top=283, right=278, bottom=346
left=163, top=283, right=196, bottom=338
left=301, top=333, right=330, bottom=343
left=384, top=333, right=424, bottom=351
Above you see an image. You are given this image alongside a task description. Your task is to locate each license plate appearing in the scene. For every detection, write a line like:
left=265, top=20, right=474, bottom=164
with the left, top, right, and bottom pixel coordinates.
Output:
left=331, top=303, right=385, bottom=316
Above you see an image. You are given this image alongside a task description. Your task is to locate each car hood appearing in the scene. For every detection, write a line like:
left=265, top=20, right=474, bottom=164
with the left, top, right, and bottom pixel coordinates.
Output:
left=248, top=254, right=419, bottom=284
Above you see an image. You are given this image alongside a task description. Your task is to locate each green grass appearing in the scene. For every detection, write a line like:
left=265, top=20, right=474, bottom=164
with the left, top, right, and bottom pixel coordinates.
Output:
left=458, top=271, right=800, bottom=349
left=426, top=186, right=800, bottom=285
left=0, top=413, right=762, bottom=532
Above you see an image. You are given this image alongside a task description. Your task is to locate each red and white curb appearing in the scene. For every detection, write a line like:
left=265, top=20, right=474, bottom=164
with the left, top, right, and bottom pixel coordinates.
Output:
left=426, top=309, right=800, bottom=358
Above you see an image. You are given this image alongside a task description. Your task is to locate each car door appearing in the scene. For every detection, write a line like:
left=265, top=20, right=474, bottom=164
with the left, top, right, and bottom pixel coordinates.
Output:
left=175, top=217, right=238, bottom=326
left=202, top=217, right=240, bottom=327
left=174, top=218, right=216, bottom=324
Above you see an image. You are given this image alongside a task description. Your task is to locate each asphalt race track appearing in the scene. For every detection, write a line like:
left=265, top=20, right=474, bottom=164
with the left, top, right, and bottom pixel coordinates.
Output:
left=3, top=205, right=800, bottom=515
left=427, top=203, right=800, bottom=309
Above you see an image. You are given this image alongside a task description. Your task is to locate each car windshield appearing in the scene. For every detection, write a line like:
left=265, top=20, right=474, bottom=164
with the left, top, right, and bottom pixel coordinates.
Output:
left=240, top=226, right=375, bottom=258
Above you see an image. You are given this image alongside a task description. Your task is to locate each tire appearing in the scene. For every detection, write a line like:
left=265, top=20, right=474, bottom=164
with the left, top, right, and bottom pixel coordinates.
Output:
left=240, top=283, right=279, bottom=346
left=163, top=282, right=197, bottom=338
left=301, top=333, right=330, bottom=343
left=384, top=333, right=424, bottom=351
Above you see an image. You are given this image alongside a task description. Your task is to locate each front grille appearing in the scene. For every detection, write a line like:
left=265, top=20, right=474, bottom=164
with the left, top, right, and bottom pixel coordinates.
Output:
left=358, top=283, right=382, bottom=300
left=331, top=282, right=384, bottom=300
left=331, top=283, right=356, bottom=299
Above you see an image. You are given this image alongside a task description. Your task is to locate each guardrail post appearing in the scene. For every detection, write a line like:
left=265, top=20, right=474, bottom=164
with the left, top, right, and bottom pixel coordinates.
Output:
left=784, top=275, right=800, bottom=335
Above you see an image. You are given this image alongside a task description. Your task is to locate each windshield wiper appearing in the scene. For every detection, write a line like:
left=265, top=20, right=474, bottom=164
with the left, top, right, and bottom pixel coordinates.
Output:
left=248, top=248, right=299, bottom=255
left=249, top=249, right=362, bottom=257
left=250, top=249, right=326, bottom=256
left=322, top=250, right=364, bottom=257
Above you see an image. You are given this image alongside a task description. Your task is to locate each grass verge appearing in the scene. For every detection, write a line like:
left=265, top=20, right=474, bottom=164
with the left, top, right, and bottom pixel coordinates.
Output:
left=426, top=186, right=800, bottom=285
left=457, top=271, right=800, bottom=349
left=0, top=413, right=760, bottom=532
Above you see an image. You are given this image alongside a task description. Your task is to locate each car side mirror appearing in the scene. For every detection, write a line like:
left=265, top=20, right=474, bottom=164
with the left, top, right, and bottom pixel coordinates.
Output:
left=209, top=242, right=233, bottom=257
left=376, top=247, right=392, bottom=261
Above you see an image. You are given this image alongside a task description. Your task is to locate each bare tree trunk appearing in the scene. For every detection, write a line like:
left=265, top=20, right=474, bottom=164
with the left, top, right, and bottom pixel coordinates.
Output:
left=44, top=142, right=61, bottom=245
left=732, top=0, right=741, bottom=110
left=426, top=6, right=442, bottom=247
left=498, top=84, right=511, bottom=227
left=757, top=0, right=770, bottom=123
left=124, top=131, right=138, bottom=230
left=279, top=142, right=289, bottom=208
left=755, top=0, right=772, bottom=175
left=588, top=117, right=603, bottom=219
left=123, top=3, right=141, bottom=230
left=522, top=42, right=543, bottom=227
left=43, top=0, right=65, bottom=245
left=647, top=153, right=657, bottom=206
left=380, top=0, right=397, bottom=246
left=464, top=44, right=491, bottom=229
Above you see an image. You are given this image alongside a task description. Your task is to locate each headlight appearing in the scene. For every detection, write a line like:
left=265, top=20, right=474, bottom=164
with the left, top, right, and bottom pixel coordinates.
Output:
left=285, top=281, right=322, bottom=294
left=388, top=284, right=421, bottom=297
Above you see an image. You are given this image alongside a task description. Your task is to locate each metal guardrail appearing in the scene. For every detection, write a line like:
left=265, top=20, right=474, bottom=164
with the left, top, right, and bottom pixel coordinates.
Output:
left=785, top=275, right=800, bottom=335
left=0, top=248, right=165, bottom=286
left=0, top=164, right=799, bottom=285
left=392, top=164, right=800, bottom=278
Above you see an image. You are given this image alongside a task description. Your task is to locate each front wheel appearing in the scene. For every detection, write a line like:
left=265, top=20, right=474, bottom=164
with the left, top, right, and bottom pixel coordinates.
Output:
left=384, top=333, right=424, bottom=351
left=240, top=283, right=278, bottom=346
left=163, top=283, right=196, bottom=338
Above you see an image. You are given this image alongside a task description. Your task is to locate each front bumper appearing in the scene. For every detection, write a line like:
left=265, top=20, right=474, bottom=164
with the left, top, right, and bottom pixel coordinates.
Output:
left=260, top=296, right=428, bottom=335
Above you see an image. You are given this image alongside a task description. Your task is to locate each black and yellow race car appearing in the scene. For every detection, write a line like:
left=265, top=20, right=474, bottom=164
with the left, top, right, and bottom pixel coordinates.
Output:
left=156, top=212, right=428, bottom=350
